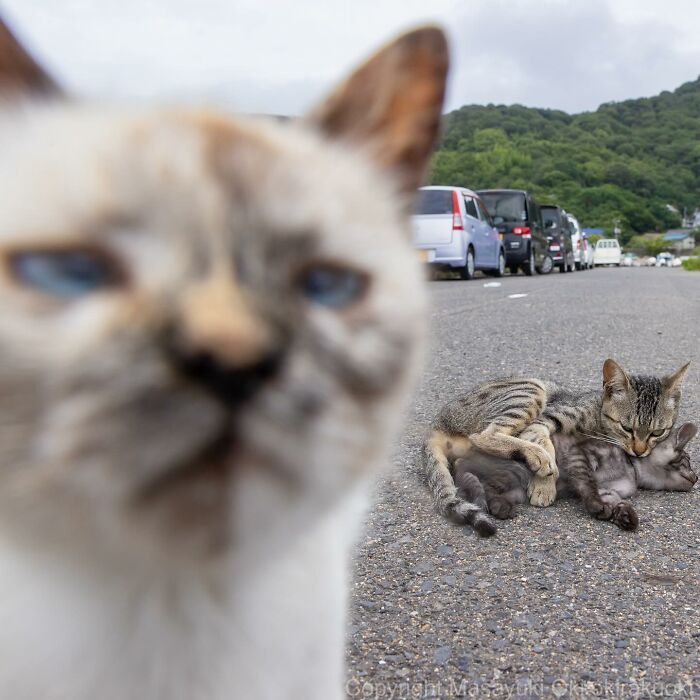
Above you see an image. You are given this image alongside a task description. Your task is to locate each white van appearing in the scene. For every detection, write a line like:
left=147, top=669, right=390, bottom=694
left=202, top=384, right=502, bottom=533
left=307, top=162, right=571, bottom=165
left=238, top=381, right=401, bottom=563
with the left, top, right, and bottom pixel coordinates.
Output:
left=593, top=238, right=622, bottom=266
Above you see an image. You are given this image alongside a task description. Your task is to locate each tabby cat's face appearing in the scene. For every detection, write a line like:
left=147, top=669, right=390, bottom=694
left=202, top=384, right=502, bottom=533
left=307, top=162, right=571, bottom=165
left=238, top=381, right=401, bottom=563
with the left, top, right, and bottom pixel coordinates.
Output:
left=0, top=25, right=448, bottom=563
left=600, top=359, right=689, bottom=458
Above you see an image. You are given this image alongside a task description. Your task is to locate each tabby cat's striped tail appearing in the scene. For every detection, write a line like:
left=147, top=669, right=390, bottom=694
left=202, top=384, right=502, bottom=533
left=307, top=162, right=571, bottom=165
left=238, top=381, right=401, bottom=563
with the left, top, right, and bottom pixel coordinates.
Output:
left=422, top=438, right=497, bottom=537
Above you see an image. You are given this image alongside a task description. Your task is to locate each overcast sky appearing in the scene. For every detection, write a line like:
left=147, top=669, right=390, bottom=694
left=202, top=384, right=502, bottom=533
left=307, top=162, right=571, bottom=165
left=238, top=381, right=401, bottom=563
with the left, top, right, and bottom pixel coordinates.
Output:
left=4, top=0, right=700, bottom=115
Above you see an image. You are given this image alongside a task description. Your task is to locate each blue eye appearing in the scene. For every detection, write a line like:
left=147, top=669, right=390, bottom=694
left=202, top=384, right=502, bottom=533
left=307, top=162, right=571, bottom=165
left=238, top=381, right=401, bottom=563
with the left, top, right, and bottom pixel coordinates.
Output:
left=9, top=249, right=122, bottom=298
left=299, top=264, right=368, bottom=308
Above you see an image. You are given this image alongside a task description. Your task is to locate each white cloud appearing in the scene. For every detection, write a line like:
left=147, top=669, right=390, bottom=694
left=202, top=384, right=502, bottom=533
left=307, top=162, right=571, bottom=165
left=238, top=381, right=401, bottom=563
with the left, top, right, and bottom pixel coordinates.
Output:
left=3, top=0, right=700, bottom=114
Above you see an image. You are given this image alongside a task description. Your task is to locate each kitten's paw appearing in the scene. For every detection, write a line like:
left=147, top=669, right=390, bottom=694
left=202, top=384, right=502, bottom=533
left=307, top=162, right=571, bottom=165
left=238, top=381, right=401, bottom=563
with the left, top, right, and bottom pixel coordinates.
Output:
left=590, top=501, right=614, bottom=521
left=524, top=445, right=558, bottom=479
left=488, top=496, right=516, bottom=520
left=612, top=501, right=639, bottom=531
left=472, top=512, right=498, bottom=538
left=527, top=475, right=557, bottom=507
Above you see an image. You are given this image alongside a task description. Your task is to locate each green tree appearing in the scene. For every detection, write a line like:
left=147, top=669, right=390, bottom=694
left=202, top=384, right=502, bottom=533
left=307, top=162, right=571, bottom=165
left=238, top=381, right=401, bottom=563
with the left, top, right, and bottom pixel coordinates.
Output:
left=430, top=76, right=699, bottom=235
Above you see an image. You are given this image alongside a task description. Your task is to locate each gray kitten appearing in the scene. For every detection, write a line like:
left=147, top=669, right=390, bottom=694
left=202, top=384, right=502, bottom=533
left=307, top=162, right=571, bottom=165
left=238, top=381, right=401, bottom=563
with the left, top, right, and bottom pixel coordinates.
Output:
left=454, top=423, right=698, bottom=531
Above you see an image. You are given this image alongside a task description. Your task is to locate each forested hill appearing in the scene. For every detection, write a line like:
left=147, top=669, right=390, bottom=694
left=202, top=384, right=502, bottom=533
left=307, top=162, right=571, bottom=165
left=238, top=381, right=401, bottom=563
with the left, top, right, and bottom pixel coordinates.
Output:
left=430, top=77, right=700, bottom=241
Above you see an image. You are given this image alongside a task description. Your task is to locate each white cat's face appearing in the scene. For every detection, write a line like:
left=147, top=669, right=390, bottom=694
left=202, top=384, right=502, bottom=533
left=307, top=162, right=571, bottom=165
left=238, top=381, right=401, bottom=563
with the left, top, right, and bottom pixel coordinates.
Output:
left=0, top=26, right=448, bottom=565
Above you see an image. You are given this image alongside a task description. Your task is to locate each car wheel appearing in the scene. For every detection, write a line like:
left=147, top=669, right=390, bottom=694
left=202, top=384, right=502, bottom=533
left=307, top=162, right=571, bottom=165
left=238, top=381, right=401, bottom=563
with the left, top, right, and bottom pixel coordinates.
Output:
left=536, top=255, right=553, bottom=275
left=559, top=261, right=567, bottom=273
left=523, top=248, right=535, bottom=276
left=493, top=250, right=506, bottom=277
left=575, top=262, right=582, bottom=271
left=508, top=265, right=519, bottom=275
left=458, top=248, right=475, bottom=280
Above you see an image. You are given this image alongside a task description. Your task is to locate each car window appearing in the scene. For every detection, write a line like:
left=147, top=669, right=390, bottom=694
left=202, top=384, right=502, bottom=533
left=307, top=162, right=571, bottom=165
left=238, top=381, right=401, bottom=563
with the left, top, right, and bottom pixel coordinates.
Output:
left=541, top=208, right=560, bottom=229
left=476, top=199, right=492, bottom=225
left=477, top=192, right=527, bottom=222
left=463, top=196, right=478, bottom=219
left=413, top=189, right=452, bottom=215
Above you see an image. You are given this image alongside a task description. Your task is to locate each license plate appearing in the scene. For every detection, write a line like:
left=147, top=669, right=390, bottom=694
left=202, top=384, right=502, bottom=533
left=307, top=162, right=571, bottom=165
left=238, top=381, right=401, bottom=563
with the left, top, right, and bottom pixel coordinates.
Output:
left=509, top=241, right=520, bottom=248
left=550, top=245, right=561, bottom=251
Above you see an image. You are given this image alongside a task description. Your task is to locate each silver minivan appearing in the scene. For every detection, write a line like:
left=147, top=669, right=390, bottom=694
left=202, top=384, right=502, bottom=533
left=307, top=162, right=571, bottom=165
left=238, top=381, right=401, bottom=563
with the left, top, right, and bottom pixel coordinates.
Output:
left=412, top=186, right=506, bottom=280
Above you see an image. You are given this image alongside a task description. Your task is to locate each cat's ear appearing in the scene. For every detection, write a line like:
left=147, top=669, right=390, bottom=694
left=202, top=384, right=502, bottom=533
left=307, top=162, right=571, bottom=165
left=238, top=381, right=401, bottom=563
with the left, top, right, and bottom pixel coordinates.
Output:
left=307, top=26, right=448, bottom=199
left=675, top=422, right=698, bottom=450
left=602, top=358, right=630, bottom=395
left=0, top=16, right=60, bottom=98
left=663, top=362, right=690, bottom=396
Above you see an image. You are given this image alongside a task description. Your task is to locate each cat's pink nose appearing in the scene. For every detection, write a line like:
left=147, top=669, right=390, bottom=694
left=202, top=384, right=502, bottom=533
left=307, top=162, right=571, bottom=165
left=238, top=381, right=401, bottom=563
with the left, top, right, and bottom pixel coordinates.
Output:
left=633, top=441, right=647, bottom=456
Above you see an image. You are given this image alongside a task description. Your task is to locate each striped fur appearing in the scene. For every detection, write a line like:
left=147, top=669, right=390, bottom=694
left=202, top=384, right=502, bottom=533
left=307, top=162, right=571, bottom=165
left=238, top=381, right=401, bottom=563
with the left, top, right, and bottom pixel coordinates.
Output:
left=454, top=422, right=697, bottom=530
left=422, top=359, right=690, bottom=535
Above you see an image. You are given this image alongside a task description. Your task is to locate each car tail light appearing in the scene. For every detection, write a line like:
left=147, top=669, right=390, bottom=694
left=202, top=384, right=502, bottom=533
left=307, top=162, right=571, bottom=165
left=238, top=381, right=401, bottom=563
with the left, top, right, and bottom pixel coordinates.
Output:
left=577, top=240, right=581, bottom=249
left=451, top=191, right=463, bottom=230
left=512, top=226, right=530, bottom=236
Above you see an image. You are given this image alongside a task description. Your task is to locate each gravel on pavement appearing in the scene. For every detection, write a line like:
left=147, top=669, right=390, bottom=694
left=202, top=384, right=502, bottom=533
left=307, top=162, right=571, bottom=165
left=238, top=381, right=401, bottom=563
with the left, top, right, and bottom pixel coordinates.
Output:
left=346, top=267, right=700, bottom=699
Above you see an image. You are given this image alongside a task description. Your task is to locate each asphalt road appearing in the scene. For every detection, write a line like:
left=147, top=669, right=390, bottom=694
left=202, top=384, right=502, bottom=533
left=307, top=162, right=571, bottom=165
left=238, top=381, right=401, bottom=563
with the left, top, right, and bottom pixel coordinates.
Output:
left=346, top=267, right=700, bottom=699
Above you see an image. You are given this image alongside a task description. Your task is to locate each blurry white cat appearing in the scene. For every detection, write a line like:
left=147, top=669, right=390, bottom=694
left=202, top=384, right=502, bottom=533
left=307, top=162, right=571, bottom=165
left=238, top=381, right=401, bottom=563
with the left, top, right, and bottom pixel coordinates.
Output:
left=0, top=17, right=448, bottom=699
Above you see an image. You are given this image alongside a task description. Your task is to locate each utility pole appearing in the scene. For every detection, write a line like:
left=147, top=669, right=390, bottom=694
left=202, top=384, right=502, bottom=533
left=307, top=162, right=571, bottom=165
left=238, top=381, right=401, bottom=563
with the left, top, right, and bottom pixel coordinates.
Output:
left=613, top=218, right=621, bottom=240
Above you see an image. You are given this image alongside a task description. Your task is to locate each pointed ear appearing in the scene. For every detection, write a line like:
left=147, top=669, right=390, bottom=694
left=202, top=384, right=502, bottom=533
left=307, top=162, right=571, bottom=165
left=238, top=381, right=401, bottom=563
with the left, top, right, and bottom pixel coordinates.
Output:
left=0, top=16, right=60, bottom=97
left=675, top=422, right=698, bottom=450
left=307, top=26, right=448, bottom=198
left=663, top=362, right=690, bottom=395
left=602, top=358, right=630, bottom=395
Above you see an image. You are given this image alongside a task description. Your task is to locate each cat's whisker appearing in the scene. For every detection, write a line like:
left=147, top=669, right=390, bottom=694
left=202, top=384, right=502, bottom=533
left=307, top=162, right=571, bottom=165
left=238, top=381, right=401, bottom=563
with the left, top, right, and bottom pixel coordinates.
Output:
left=580, top=431, right=625, bottom=448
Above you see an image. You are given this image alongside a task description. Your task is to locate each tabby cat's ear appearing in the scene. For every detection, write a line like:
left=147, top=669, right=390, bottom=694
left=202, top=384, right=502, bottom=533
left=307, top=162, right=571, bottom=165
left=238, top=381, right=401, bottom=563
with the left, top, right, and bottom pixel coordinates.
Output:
left=663, top=362, right=690, bottom=395
left=675, top=422, right=697, bottom=450
left=0, top=16, right=60, bottom=98
left=602, top=358, right=630, bottom=395
left=307, top=26, right=449, bottom=199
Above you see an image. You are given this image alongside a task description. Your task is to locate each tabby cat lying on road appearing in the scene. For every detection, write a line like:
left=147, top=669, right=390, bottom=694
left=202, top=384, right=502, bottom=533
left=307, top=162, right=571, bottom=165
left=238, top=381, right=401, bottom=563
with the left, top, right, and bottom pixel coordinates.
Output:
left=423, top=359, right=689, bottom=536
left=454, top=422, right=697, bottom=532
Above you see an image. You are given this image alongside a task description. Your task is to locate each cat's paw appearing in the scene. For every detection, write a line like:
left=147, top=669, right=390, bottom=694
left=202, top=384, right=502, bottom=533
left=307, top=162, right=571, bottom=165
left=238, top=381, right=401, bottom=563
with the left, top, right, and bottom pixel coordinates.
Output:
left=524, top=444, right=558, bottom=479
left=527, top=475, right=557, bottom=507
left=612, top=501, right=639, bottom=531
left=488, top=495, right=516, bottom=520
left=590, top=500, right=614, bottom=521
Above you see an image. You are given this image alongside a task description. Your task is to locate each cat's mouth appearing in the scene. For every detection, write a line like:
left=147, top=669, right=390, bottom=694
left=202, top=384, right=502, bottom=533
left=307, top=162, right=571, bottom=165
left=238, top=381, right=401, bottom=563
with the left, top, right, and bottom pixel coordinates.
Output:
left=133, top=428, right=237, bottom=504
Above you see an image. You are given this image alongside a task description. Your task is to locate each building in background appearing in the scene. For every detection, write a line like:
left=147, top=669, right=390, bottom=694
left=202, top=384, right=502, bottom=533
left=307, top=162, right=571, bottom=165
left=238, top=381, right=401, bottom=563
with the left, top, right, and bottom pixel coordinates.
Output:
left=663, top=229, right=696, bottom=254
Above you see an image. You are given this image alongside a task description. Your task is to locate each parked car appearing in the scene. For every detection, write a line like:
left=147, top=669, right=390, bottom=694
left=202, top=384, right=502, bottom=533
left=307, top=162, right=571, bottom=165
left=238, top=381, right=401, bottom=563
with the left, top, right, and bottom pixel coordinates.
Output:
left=671, top=256, right=683, bottom=267
left=593, top=239, right=622, bottom=266
left=476, top=189, right=552, bottom=275
left=621, top=253, right=637, bottom=267
left=412, top=186, right=506, bottom=279
left=656, top=252, right=673, bottom=267
left=566, top=213, right=586, bottom=270
left=645, top=256, right=658, bottom=267
left=540, top=205, right=575, bottom=272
